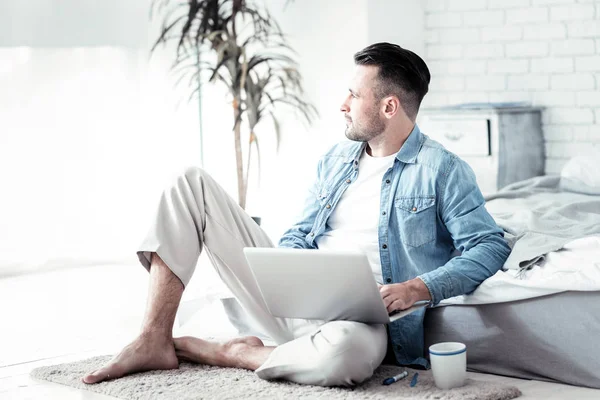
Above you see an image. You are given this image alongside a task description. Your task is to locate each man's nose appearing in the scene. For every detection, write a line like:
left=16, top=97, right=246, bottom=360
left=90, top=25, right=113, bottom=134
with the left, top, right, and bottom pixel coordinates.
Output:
left=340, top=100, right=349, bottom=113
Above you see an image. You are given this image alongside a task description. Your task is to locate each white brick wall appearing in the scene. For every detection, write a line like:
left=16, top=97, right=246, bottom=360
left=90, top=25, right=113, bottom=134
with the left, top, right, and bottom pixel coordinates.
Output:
left=523, top=23, right=567, bottom=40
left=551, top=74, right=595, bottom=90
left=507, top=7, right=549, bottom=24
left=423, top=0, right=600, bottom=175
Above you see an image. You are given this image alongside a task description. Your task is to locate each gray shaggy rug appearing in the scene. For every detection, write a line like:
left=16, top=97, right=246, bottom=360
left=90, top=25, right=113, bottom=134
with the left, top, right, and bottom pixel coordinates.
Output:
left=31, top=355, right=521, bottom=400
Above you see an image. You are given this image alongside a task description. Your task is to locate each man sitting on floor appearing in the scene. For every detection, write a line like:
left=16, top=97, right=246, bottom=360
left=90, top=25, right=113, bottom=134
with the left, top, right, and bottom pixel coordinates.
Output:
left=82, top=42, right=510, bottom=387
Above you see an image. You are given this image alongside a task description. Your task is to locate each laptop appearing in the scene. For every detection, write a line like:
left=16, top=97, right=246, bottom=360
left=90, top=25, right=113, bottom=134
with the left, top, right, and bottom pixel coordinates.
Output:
left=242, top=247, right=430, bottom=324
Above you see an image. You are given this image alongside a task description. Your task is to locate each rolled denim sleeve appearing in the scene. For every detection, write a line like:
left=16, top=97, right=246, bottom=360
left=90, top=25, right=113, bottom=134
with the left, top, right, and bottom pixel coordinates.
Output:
left=418, top=156, right=511, bottom=305
left=277, top=160, right=323, bottom=249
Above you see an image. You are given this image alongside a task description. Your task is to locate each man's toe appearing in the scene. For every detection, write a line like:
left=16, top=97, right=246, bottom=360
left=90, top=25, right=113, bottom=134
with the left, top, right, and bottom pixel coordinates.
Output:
left=82, top=370, right=104, bottom=384
left=82, top=365, right=119, bottom=384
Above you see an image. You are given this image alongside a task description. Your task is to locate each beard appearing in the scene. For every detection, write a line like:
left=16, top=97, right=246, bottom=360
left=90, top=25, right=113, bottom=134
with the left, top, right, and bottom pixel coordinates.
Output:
left=344, top=110, right=386, bottom=142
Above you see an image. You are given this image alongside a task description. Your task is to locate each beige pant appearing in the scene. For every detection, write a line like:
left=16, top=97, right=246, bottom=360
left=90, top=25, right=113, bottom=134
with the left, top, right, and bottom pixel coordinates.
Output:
left=136, top=167, right=387, bottom=386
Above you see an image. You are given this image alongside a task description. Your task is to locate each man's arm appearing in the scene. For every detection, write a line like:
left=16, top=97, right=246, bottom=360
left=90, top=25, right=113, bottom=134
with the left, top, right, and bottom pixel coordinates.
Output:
left=417, top=156, right=511, bottom=305
left=277, top=159, right=323, bottom=249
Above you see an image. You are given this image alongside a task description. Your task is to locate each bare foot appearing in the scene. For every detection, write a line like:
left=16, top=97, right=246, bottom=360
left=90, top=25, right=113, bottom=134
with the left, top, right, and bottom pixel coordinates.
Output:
left=82, top=332, right=179, bottom=384
left=174, top=336, right=266, bottom=370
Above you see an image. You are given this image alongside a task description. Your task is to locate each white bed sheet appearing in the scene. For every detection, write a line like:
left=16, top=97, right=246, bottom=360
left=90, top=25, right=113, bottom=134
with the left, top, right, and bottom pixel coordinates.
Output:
left=440, top=235, right=600, bottom=306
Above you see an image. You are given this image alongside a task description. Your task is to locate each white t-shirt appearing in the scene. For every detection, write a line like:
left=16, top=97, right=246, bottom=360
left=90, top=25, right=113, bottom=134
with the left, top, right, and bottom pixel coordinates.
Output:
left=315, top=149, right=396, bottom=284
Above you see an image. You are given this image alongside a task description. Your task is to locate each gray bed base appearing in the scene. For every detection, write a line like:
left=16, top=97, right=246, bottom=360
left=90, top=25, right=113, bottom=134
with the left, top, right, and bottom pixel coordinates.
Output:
left=423, top=291, right=600, bottom=388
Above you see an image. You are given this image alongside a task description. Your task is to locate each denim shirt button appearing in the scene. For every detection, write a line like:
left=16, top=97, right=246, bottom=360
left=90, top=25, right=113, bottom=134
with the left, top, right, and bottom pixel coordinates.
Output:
left=346, top=179, right=351, bottom=183
left=396, top=344, right=403, bottom=351
left=326, top=204, right=331, bottom=209
left=382, top=211, right=386, bottom=215
left=382, top=244, right=388, bottom=249
left=386, top=278, right=392, bottom=283
left=385, top=179, right=391, bottom=184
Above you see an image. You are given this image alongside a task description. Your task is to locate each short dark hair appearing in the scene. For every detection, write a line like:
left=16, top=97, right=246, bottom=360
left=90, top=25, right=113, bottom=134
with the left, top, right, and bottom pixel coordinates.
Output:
left=354, top=42, right=430, bottom=120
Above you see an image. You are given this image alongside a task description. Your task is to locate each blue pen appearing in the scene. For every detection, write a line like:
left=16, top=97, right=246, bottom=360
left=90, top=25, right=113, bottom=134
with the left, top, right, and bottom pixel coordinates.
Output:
left=382, top=370, right=408, bottom=385
left=410, top=372, right=419, bottom=387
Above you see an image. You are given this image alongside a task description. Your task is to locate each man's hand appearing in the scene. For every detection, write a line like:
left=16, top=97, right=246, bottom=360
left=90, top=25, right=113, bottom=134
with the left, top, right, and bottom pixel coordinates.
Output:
left=379, top=278, right=432, bottom=313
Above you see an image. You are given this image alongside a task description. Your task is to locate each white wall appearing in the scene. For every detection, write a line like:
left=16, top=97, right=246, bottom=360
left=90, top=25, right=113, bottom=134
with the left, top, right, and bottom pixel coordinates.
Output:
left=368, top=0, right=425, bottom=56
left=0, top=0, right=202, bottom=273
left=421, top=0, right=600, bottom=174
left=0, top=0, right=146, bottom=47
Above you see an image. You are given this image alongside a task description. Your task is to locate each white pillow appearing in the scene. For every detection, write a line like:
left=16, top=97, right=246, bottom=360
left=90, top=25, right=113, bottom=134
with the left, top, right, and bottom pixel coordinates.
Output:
left=560, top=151, right=600, bottom=194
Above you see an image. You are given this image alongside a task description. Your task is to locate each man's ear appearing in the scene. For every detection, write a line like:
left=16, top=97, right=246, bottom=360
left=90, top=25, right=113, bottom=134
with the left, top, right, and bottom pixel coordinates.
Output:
left=382, top=95, right=401, bottom=119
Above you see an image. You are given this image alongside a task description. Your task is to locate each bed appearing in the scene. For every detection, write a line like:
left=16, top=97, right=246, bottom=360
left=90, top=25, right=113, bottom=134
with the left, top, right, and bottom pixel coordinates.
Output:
left=424, top=291, right=600, bottom=388
left=424, top=155, right=600, bottom=389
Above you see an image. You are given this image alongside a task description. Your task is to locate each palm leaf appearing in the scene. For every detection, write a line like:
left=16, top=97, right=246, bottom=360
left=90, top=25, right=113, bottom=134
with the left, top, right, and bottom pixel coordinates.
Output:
left=269, top=111, right=282, bottom=152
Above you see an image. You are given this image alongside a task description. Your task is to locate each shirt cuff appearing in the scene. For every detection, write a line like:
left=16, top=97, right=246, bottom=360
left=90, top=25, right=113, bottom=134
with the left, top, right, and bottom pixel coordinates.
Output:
left=417, top=267, right=453, bottom=306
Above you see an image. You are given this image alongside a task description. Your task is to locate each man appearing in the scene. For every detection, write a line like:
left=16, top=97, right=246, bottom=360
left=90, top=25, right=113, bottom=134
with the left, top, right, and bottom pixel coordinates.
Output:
left=82, top=42, right=510, bottom=387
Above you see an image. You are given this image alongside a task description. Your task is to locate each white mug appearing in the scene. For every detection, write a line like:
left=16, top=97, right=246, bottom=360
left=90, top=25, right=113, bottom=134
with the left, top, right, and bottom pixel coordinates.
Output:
left=429, top=342, right=467, bottom=390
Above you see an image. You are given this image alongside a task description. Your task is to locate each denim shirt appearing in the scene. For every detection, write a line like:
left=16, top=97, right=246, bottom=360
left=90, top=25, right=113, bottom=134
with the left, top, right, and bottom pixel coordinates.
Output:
left=278, top=124, right=511, bottom=368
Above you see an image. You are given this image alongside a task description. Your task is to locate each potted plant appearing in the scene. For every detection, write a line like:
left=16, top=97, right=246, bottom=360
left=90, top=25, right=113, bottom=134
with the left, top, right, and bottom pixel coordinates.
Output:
left=151, top=0, right=317, bottom=212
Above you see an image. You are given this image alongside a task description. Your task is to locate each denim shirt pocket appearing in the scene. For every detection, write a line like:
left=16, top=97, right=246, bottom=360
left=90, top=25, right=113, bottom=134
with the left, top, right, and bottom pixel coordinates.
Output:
left=394, top=196, right=437, bottom=247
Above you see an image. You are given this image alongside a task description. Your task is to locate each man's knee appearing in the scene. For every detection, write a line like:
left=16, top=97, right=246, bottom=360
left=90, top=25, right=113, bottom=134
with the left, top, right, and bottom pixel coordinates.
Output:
left=255, top=321, right=386, bottom=387
left=183, top=166, right=206, bottom=181
left=311, top=321, right=387, bottom=386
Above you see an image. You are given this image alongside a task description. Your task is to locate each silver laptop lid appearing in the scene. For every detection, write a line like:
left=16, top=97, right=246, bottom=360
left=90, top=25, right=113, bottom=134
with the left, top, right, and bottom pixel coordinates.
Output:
left=243, top=247, right=391, bottom=324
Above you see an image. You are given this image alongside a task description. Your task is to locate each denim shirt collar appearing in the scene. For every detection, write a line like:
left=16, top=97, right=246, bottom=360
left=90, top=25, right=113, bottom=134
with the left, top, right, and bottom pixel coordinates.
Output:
left=345, top=124, right=424, bottom=164
left=395, top=124, right=424, bottom=164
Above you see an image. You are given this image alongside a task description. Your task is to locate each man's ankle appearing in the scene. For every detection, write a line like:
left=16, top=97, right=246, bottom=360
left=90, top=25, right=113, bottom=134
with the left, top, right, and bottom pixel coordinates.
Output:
left=139, top=328, right=173, bottom=341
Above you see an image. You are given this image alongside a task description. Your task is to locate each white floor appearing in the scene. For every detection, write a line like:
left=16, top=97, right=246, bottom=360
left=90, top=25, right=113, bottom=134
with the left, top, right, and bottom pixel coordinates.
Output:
left=1, top=264, right=599, bottom=399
